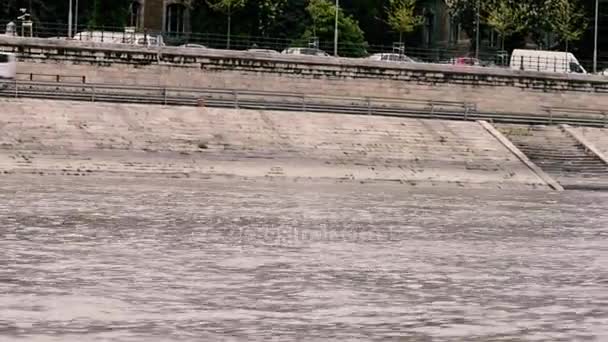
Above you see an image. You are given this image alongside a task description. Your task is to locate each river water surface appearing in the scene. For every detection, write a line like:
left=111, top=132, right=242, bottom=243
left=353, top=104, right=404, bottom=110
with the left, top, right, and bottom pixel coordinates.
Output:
left=0, top=176, right=607, bottom=341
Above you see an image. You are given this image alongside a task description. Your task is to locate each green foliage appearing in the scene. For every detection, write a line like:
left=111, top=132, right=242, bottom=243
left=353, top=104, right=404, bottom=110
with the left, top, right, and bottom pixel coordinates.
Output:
left=256, top=0, right=287, bottom=36
left=386, top=0, right=423, bottom=43
left=548, top=0, right=588, bottom=51
left=206, top=0, right=247, bottom=15
left=88, top=0, right=130, bottom=28
left=485, top=0, right=529, bottom=50
left=301, top=0, right=368, bottom=57
left=444, top=0, right=481, bottom=48
left=1, top=0, right=599, bottom=55
left=207, top=0, right=248, bottom=48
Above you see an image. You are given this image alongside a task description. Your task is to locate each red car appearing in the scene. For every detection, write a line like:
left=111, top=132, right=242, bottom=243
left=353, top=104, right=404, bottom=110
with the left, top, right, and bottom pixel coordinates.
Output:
left=453, top=57, right=481, bottom=66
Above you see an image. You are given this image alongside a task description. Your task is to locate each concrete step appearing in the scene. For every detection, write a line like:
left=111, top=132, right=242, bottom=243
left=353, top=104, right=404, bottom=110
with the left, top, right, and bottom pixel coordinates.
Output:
left=499, top=124, right=608, bottom=187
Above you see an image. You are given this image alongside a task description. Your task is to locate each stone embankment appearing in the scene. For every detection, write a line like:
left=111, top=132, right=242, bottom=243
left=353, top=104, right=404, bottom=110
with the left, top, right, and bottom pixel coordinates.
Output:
left=3, top=36, right=608, bottom=117
left=0, top=98, right=551, bottom=189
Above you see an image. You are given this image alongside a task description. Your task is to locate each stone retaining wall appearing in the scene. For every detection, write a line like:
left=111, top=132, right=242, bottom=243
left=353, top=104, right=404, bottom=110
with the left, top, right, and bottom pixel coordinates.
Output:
left=3, top=36, right=608, bottom=116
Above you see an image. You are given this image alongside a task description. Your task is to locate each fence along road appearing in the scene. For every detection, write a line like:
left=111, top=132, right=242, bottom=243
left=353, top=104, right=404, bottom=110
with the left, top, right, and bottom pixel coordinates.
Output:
left=1, top=79, right=607, bottom=127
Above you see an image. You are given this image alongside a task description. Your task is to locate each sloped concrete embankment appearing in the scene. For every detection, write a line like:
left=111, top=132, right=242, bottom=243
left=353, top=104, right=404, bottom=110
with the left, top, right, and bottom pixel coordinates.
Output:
left=570, top=127, right=608, bottom=162
left=0, top=98, right=548, bottom=189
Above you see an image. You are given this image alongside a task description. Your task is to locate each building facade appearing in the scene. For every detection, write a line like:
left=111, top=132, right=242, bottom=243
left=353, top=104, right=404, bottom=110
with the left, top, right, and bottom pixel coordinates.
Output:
left=419, top=0, right=470, bottom=49
left=128, top=0, right=191, bottom=33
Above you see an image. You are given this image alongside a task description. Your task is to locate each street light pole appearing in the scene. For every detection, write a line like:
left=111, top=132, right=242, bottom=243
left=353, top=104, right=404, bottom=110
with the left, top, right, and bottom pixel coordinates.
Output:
left=334, top=0, right=339, bottom=57
left=594, top=0, right=599, bottom=73
left=74, top=0, right=79, bottom=35
left=68, top=0, right=73, bottom=38
left=475, top=0, right=480, bottom=59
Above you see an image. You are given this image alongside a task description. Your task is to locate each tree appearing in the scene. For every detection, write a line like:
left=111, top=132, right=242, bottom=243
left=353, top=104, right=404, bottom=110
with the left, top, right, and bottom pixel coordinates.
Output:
left=301, top=0, right=368, bottom=57
left=207, top=0, right=248, bottom=48
left=256, top=0, right=287, bottom=37
left=445, top=0, right=478, bottom=47
left=548, top=0, right=587, bottom=52
left=386, top=0, right=423, bottom=44
left=87, top=0, right=131, bottom=28
left=485, top=0, right=530, bottom=51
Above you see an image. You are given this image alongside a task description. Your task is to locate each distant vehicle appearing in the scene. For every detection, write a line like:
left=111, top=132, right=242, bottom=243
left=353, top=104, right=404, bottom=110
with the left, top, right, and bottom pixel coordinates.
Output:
left=0, top=52, right=16, bottom=80
left=281, top=47, right=330, bottom=57
left=447, top=56, right=481, bottom=66
left=510, top=49, right=586, bottom=74
left=367, top=53, right=417, bottom=63
left=247, top=48, right=279, bottom=54
left=179, top=43, right=207, bottom=49
left=73, top=31, right=165, bottom=47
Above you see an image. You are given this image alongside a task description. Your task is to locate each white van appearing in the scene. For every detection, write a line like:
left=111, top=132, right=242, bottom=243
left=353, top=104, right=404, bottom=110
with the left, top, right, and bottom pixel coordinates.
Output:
left=0, top=52, right=16, bottom=79
left=510, top=49, right=586, bottom=74
left=73, top=31, right=165, bottom=47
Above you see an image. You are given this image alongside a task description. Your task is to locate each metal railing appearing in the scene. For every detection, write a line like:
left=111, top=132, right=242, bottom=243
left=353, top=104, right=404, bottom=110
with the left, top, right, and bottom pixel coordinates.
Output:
left=1, top=79, right=606, bottom=127
left=0, top=20, right=504, bottom=62
left=16, top=72, right=86, bottom=83
left=3, top=20, right=608, bottom=71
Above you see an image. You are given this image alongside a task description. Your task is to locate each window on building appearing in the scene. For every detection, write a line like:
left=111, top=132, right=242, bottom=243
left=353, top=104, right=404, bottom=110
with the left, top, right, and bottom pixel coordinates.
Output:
left=166, top=4, right=186, bottom=33
left=129, top=1, right=141, bottom=28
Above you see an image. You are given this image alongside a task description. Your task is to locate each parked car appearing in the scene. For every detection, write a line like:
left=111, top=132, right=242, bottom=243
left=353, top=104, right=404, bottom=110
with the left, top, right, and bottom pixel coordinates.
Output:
left=247, top=48, right=279, bottom=54
left=0, top=52, right=16, bottom=80
left=179, top=43, right=207, bottom=49
left=281, top=47, right=331, bottom=57
left=451, top=57, right=481, bottom=66
left=509, top=49, right=586, bottom=74
left=367, top=53, right=417, bottom=63
left=73, top=31, right=165, bottom=47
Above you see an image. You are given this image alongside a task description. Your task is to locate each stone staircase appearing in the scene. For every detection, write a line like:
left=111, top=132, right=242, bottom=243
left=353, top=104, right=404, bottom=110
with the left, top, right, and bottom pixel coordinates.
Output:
left=498, top=124, right=608, bottom=190
left=0, top=99, right=548, bottom=189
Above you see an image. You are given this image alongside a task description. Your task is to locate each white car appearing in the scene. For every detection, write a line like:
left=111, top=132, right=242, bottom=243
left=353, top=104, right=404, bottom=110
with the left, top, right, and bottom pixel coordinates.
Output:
left=368, top=53, right=417, bottom=63
left=179, top=43, right=207, bottom=49
left=281, top=47, right=331, bottom=57
left=0, top=52, right=16, bottom=80
left=247, top=48, right=279, bottom=54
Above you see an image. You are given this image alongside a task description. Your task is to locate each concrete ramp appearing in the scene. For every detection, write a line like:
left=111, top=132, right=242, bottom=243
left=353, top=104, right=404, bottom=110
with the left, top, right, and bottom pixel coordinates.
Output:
left=569, top=126, right=608, bottom=162
left=0, top=99, right=548, bottom=189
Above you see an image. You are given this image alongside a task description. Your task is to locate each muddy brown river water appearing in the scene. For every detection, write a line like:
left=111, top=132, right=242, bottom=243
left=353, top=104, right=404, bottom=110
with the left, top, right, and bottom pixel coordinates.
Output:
left=0, top=175, right=607, bottom=341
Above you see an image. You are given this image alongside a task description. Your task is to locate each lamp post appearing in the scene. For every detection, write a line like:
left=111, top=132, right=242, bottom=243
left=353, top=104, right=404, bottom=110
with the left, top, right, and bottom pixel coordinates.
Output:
left=594, top=0, right=599, bottom=73
left=334, top=0, right=339, bottom=57
left=74, top=0, right=79, bottom=35
left=475, top=0, right=480, bottom=60
left=68, top=0, right=73, bottom=37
